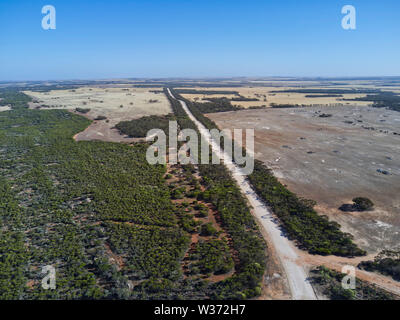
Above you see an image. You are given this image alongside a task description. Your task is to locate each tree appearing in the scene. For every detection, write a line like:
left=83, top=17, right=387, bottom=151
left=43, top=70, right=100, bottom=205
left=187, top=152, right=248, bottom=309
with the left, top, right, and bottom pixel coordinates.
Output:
left=200, top=223, right=217, bottom=236
left=352, top=197, right=374, bottom=211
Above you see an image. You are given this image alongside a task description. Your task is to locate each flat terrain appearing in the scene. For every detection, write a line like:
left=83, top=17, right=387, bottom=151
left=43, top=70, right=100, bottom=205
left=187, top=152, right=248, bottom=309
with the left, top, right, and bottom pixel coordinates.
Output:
left=24, top=87, right=172, bottom=142
left=208, top=105, right=400, bottom=253
left=178, top=86, right=373, bottom=108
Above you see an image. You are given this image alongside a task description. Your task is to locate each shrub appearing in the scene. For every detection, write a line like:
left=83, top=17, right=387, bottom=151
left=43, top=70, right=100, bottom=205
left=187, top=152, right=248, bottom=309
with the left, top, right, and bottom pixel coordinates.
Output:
left=75, top=107, right=91, bottom=114
left=115, top=114, right=174, bottom=138
left=200, top=223, right=217, bottom=236
left=352, top=197, right=374, bottom=211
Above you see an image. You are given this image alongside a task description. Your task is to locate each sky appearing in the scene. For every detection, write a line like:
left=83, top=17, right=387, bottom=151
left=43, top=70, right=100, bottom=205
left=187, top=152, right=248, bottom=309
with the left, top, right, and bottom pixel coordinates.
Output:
left=0, top=0, right=399, bottom=81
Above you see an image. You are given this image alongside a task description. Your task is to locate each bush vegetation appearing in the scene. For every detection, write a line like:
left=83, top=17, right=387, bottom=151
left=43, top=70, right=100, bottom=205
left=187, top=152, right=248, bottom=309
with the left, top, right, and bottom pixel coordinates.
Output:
left=311, top=266, right=396, bottom=300
left=272, top=89, right=381, bottom=94
left=305, top=94, right=343, bottom=98
left=352, top=197, right=374, bottom=211
left=175, top=89, right=240, bottom=96
left=0, top=107, right=189, bottom=299
left=166, top=88, right=267, bottom=299
left=75, top=108, right=90, bottom=114
left=191, top=97, right=242, bottom=113
left=230, top=96, right=259, bottom=102
left=344, top=91, right=400, bottom=112
left=115, top=114, right=175, bottom=138
left=0, top=89, right=32, bottom=109
left=358, top=250, right=400, bottom=281
left=0, top=88, right=269, bottom=300
left=200, top=223, right=218, bottom=236
left=191, top=239, right=234, bottom=275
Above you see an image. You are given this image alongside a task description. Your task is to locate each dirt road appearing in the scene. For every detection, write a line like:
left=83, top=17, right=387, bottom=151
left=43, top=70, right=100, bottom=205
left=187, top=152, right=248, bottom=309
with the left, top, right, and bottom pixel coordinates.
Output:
left=167, top=89, right=317, bottom=300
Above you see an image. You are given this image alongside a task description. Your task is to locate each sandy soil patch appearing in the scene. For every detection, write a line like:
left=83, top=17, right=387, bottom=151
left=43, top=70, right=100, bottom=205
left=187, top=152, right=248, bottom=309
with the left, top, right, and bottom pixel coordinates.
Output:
left=0, top=105, right=11, bottom=112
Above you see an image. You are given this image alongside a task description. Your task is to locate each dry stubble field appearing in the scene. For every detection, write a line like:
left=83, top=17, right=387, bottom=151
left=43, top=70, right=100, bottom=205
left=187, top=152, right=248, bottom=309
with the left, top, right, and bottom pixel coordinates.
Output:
left=177, top=84, right=374, bottom=109
left=208, top=105, right=400, bottom=253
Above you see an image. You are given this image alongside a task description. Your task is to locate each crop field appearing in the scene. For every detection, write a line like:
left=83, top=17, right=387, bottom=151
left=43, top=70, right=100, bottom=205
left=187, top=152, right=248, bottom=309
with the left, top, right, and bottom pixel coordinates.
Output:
left=208, top=105, right=400, bottom=253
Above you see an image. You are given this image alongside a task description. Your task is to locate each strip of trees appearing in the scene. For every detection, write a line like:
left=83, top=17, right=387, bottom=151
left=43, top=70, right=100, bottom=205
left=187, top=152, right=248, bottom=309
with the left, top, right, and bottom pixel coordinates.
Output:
left=170, top=88, right=365, bottom=258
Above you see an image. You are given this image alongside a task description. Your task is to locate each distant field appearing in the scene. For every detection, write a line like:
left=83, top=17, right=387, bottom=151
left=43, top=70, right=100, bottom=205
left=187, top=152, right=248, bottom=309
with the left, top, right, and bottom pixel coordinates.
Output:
left=25, top=86, right=171, bottom=124
left=177, top=86, right=373, bottom=109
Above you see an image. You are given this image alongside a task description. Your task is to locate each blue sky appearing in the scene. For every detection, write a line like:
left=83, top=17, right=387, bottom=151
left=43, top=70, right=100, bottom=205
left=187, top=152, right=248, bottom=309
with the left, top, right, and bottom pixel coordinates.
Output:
left=0, top=0, right=399, bottom=81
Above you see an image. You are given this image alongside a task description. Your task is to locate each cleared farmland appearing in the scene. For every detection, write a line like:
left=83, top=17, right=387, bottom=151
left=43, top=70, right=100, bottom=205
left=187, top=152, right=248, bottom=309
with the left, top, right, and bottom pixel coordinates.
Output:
left=177, top=85, right=374, bottom=109
left=208, top=105, right=400, bottom=253
left=24, top=87, right=172, bottom=142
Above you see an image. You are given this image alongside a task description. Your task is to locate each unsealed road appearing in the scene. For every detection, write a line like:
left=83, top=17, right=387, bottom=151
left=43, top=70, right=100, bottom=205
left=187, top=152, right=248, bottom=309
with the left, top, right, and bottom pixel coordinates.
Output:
left=167, top=89, right=317, bottom=300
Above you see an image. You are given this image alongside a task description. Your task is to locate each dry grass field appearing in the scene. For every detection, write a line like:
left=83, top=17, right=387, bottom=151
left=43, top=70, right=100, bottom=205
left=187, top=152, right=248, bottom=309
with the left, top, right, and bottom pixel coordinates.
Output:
left=24, top=86, right=172, bottom=142
left=25, top=87, right=171, bottom=121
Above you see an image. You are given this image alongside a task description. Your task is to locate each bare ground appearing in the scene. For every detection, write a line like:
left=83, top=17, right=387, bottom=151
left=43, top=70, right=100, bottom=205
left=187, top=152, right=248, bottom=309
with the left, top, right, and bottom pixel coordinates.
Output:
left=208, top=105, right=400, bottom=254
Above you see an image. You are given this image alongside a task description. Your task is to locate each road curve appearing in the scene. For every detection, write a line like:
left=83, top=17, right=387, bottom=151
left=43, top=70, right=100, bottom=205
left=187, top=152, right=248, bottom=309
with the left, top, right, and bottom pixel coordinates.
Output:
left=167, top=89, right=317, bottom=300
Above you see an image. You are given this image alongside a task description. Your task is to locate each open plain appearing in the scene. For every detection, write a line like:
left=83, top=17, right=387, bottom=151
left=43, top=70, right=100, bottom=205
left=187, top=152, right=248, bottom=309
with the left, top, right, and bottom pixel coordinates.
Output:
left=177, top=83, right=377, bottom=109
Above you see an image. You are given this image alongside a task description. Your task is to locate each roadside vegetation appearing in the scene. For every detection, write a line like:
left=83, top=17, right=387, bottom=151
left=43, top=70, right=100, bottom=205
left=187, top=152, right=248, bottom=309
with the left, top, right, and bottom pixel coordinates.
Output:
left=358, top=250, right=400, bottom=282
left=166, top=88, right=267, bottom=299
left=311, top=266, right=397, bottom=300
left=249, top=161, right=365, bottom=256
left=170, top=88, right=365, bottom=257
left=197, top=162, right=266, bottom=299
